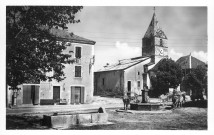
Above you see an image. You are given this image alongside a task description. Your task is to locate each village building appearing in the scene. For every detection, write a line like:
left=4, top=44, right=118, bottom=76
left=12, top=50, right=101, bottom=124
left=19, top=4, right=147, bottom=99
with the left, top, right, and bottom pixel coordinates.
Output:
left=176, top=53, right=206, bottom=75
left=176, top=53, right=207, bottom=96
left=7, top=28, right=96, bottom=106
left=94, top=57, right=151, bottom=97
left=94, top=11, right=168, bottom=97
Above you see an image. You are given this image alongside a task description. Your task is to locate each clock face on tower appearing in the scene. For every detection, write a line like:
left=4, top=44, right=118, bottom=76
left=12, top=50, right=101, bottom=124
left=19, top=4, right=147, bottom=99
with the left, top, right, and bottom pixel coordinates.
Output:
left=155, top=47, right=167, bottom=56
left=159, top=48, right=164, bottom=55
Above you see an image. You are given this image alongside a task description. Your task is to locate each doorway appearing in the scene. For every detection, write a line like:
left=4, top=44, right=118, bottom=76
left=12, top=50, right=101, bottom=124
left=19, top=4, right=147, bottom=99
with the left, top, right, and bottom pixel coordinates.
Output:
left=23, top=85, right=40, bottom=105
left=71, top=86, right=85, bottom=104
left=127, top=81, right=131, bottom=97
left=53, top=86, right=60, bottom=103
left=74, top=87, right=81, bottom=104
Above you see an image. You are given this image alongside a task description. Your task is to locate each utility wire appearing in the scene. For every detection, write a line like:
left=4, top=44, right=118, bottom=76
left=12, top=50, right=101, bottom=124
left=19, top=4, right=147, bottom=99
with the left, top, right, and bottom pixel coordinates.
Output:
left=72, top=31, right=208, bottom=37
left=95, top=44, right=207, bottom=47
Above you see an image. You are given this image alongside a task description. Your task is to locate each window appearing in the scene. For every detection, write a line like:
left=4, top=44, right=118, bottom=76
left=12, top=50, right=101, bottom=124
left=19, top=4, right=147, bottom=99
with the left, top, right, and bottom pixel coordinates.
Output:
left=138, top=71, right=140, bottom=75
left=138, top=81, right=140, bottom=88
left=102, top=78, right=105, bottom=86
left=160, top=39, right=163, bottom=46
left=75, top=47, right=81, bottom=59
left=75, top=66, right=81, bottom=77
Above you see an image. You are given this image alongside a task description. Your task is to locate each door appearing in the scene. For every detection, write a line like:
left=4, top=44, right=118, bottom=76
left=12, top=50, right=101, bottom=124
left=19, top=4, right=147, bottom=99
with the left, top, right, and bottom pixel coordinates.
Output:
left=53, top=86, right=60, bottom=103
left=23, top=85, right=32, bottom=104
left=31, top=85, right=35, bottom=105
left=74, top=87, right=81, bottom=104
left=71, top=86, right=84, bottom=104
left=127, top=81, right=131, bottom=97
left=34, top=85, right=40, bottom=105
left=23, top=85, right=40, bottom=105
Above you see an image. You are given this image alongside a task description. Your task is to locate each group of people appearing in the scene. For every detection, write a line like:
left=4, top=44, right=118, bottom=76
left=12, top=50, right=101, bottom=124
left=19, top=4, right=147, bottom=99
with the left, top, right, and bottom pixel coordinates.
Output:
left=159, top=90, right=186, bottom=108
left=122, top=89, right=186, bottom=110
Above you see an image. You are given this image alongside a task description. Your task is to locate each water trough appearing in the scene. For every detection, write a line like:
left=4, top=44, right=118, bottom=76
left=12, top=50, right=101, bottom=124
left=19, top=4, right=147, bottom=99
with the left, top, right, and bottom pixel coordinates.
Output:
left=43, top=107, right=108, bottom=129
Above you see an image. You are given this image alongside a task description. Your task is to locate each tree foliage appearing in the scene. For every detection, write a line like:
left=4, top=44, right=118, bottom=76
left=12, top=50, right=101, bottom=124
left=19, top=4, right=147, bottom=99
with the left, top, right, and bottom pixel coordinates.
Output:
left=150, top=58, right=183, bottom=96
left=6, top=6, right=83, bottom=90
left=182, top=65, right=207, bottom=99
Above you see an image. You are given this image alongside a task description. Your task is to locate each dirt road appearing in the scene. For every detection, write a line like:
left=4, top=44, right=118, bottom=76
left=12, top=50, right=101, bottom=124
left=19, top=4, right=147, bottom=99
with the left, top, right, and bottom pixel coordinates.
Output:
left=6, top=107, right=207, bottom=130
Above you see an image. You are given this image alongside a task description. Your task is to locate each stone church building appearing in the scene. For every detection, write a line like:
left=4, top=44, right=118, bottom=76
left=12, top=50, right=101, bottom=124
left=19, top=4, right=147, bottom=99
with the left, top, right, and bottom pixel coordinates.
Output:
left=94, top=11, right=168, bottom=97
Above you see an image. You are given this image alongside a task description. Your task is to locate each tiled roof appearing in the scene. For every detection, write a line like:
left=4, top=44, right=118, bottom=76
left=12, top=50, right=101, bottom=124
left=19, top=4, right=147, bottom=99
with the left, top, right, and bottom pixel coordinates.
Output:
left=50, top=28, right=96, bottom=45
left=96, top=57, right=150, bottom=72
left=176, top=54, right=206, bottom=69
left=40, top=26, right=96, bottom=45
left=144, top=13, right=167, bottom=39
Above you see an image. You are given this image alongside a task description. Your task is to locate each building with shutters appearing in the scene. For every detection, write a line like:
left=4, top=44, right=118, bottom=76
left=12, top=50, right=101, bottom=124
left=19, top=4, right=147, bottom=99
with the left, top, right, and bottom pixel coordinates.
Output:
left=94, top=10, right=168, bottom=97
left=7, top=28, right=96, bottom=106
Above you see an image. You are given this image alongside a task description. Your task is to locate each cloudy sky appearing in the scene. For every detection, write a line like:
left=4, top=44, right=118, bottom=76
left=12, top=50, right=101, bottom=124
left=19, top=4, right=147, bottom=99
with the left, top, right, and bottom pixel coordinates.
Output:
left=67, top=7, right=207, bottom=71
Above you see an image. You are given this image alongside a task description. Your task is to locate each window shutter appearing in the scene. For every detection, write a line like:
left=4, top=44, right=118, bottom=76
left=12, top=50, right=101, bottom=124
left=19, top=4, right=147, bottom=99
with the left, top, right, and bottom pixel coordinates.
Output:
left=75, top=47, right=81, bottom=58
left=79, top=66, right=81, bottom=77
left=70, top=86, right=75, bottom=104
left=75, top=66, right=77, bottom=77
left=80, top=87, right=85, bottom=104
left=75, top=66, right=81, bottom=77
left=75, top=47, right=78, bottom=58
left=79, top=47, right=81, bottom=58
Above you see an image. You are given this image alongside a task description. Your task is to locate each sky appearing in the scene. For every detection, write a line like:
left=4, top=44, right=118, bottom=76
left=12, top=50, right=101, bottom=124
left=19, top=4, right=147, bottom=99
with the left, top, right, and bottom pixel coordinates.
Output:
left=67, top=6, right=207, bottom=71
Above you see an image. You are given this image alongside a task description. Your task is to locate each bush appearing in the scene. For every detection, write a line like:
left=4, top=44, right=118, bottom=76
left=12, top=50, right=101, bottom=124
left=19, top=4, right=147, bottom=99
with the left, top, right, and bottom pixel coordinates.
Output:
left=183, top=100, right=207, bottom=108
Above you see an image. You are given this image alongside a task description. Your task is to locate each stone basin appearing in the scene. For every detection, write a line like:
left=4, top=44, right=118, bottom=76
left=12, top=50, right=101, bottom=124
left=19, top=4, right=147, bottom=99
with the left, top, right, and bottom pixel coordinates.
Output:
left=130, top=103, right=161, bottom=111
left=43, top=107, right=108, bottom=129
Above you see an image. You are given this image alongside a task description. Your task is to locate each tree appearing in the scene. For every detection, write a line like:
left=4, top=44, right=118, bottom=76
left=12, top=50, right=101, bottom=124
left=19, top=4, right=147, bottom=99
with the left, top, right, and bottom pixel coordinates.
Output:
left=6, top=6, right=83, bottom=91
left=150, top=58, right=183, bottom=97
left=182, top=65, right=207, bottom=101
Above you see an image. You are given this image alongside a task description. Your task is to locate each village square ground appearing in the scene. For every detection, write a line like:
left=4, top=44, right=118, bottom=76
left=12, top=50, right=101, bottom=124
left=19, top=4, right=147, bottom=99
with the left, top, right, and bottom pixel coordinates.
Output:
left=6, top=96, right=207, bottom=130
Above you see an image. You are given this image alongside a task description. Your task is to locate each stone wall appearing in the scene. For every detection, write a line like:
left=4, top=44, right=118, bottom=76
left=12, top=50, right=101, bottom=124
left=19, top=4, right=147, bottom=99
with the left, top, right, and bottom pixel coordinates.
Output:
left=94, top=70, right=124, bottom=97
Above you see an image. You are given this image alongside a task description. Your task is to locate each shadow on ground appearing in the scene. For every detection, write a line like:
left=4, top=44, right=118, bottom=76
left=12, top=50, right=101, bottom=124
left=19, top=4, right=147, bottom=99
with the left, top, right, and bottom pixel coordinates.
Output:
left=182, top=100, right=207, bottom=108
left=6, top=99, right=207, bottom=130
left=164, top=100, right=207, bottom=110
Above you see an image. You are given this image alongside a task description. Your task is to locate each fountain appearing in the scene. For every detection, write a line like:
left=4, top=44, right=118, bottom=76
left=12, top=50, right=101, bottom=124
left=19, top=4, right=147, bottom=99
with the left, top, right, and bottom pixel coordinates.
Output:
left=130, top=85, right=161, bottom=111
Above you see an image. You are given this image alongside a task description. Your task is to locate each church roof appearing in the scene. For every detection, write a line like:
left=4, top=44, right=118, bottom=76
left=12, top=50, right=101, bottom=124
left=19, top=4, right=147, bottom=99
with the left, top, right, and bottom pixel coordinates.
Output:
left=95, top=57, right=150, bottom=72
left=148, top=58, right=166, bottom=71
left=144, top=13, right=167, bottom=39
left=176, top=54, right=206, bottom=69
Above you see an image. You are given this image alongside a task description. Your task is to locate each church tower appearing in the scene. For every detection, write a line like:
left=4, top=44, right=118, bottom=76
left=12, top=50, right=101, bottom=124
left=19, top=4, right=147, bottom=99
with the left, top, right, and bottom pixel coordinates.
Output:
left=142, top=8, right=168, bottom=64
